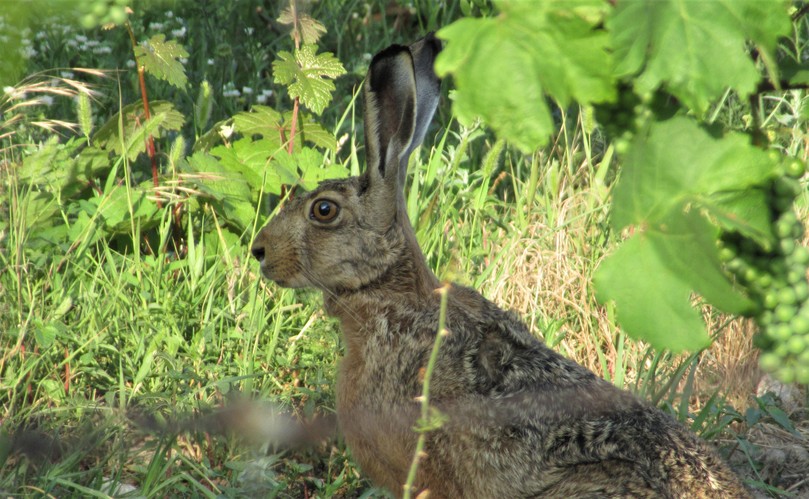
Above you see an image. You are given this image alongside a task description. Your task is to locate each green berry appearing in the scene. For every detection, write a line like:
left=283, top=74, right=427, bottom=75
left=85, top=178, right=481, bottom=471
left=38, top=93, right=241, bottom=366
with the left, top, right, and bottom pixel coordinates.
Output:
left=768, top=324, right=792, bottom=342
left=775, top=178, right=801, bottom=200
left=787, top=266, right=804, bottom=285
left=780, top=238, right=796, bottom=256
left=785, top=159, right=806, bottom=179
left=763, top=290, right=780, bottom=310
left=787, top=335, right=807, bottom=355
left=794, top=281, right=809, bottom=302
left=778, top=287, right=797, bottom=306
left=793, top=246, right=809, bottom=265
left=775, top=304, right=797, bottom=323
left=758, top=352, right=781, bottom=372
left=795, top=365, right=809, bottom=385
left=777, top=366, right=796, bottom=384
left=791, top=314, right=809, bottom=336
left=718, top=246, right=736, bottom=263
left=755, top=272, right=773, bottom=290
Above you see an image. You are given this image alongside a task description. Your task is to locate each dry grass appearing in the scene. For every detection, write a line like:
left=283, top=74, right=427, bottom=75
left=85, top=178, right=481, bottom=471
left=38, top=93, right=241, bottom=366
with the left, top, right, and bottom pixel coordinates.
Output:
left=475, top=156, right=788, bottom=416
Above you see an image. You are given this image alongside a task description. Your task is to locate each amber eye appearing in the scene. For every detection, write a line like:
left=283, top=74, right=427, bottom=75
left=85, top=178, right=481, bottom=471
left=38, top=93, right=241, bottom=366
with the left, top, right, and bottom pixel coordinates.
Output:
left=310, top=199, right=339, bottom=223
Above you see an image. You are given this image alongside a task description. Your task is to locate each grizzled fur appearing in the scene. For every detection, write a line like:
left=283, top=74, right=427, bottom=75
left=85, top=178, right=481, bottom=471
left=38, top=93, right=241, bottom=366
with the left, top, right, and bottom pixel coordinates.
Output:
left=251, top=34, right=750, bottom=498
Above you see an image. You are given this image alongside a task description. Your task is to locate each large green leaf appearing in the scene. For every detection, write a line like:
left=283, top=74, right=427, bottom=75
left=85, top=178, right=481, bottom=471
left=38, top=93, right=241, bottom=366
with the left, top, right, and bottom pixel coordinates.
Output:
left=210, top=138, right=297, bottom=196
left=271, top=148, right=348, bottom=190
left=277, top=8, right=327, bottom=45
left=595, top=209, right=753, bottom=352
left=435, top=0, right=614, bottom=152
left=597, top=116, right=778, bottom=351
left=93, top=101, right=185, bottom=159
left=133, top=34, right=189, bottom=89
left=609, top=0, right=790, bottom=115
left=611, top=117, right=779, bottom=232
left=232, top=107, right=337, bottom=152
left=273, top=44, right=346, bottom=115
left=185, top=152, right=256, bottom=228
left=233, top=105, right=283, bottom=140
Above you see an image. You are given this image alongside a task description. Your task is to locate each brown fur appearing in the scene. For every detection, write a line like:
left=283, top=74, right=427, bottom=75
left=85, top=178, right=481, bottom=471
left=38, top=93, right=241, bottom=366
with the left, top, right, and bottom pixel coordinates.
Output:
left=251, top=34, right=750, bottom=498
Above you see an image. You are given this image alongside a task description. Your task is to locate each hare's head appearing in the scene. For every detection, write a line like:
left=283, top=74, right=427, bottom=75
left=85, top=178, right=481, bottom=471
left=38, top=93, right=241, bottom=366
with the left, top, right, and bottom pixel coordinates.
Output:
left=251, top=35, right=441, bottom=295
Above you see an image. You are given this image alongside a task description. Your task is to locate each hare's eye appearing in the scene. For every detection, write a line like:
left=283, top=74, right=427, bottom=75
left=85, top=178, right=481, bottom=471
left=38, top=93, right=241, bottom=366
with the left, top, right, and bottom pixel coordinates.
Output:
left=310, top=199, right=339, bottom=223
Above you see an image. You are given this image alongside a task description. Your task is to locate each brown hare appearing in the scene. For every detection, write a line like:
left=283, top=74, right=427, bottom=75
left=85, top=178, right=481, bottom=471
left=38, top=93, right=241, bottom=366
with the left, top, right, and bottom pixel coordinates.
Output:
left=251, top=34, right=750, bottom=498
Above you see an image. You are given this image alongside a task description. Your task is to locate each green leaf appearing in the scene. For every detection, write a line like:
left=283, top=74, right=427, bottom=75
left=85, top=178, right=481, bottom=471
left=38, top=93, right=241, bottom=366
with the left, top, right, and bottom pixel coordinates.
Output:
left=611, top=117, right=779, bottom=232
left=133, top=34, right=189, bottom=89
left=277, top=8, right=327, bottom=45
left=609, top=0, right=791, bottom=115
left=704, top=190, right=774, bottom=248
left=595, top=208, right=751, bottom=352
left=233, top=105, right=283, bottom=140
left=292, top=113, right=338, bottom=152
left=93, top=101, right=185, bottom=159
left=193, top=118, right=233, bottom=152
left=95, top=184, right=159, bottom=232
left=210, top=138, right=297, bottom=196
left=271, top=148, right=348, bottom=190
left=185, top=152, right=256, bottom=229
left=272, top=44, right=346, bottom=115
left=233, top=107, right=337, bottom=152
left=436, top=0, right=614, bottom=152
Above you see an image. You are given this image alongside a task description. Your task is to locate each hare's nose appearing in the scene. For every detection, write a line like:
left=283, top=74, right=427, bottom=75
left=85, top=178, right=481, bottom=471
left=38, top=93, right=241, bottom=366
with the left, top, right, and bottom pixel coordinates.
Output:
left=251, top=245, right=265, bottom=262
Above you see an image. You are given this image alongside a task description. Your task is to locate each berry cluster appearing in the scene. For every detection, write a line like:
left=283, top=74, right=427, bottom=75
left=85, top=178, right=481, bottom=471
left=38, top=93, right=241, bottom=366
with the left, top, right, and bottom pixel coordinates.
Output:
left=719, top=157, right=809, bottom=384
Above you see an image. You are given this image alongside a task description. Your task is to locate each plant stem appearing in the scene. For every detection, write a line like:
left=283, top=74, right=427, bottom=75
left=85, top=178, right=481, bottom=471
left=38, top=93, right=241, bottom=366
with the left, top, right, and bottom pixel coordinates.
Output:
left=286, top=0, right=302, bottom=155
left=125, top=20, right=161, bottom=208
left=403, top=283, right=450, bottom=499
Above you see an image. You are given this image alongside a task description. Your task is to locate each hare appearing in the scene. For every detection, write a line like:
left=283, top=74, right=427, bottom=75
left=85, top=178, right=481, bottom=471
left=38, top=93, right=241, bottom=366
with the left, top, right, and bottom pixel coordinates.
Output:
left=251, top=34, right=750, bottom=498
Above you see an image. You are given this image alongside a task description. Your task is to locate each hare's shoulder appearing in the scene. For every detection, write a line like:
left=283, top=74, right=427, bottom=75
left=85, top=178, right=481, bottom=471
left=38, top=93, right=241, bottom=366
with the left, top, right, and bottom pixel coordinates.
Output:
left=440, top=284, right=605, bottom=396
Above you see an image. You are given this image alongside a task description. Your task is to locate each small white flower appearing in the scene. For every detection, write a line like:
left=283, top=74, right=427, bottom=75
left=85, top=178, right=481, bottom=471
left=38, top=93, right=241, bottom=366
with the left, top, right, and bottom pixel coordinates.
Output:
left=242, top=86, right=253, bottom=95
left=38, top=95, right=54, bottom=106
left=180, top=57, right=188, bottom=65
left=36, top=31, right=47, bottom=40
left=245, top=27, right=254, bottom=36
left=93, top=45, right=112, bottom=55
left=207, top=58, right=215, bottom=66
left=256, top=94, right=268, bottom=104
left=219, top=124, right=234, bottom=139
left=126, top=59, right=136, bottom=68
left=66, top=39, right=78, bottom=49
left=171, top=26, right=186, bottom=38
left=165, top=10, right=174, bottom=18
left=150, top=22, right=165, bottom=31
left=75, top=34, right=88, bottom=43
left=60, top=70, right=74, bottom=78
left=3, top=86, right=15, bottom=95
left=21, top=46, right=37, bottom=58
left=85, top=39, right=99, bottom=47
left=261, top=89, right=273, bottom=96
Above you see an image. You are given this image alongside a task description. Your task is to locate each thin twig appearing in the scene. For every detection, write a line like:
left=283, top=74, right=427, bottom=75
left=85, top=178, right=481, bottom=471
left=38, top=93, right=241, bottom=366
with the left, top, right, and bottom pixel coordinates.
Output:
left=403, top=283, right=451, bottom=499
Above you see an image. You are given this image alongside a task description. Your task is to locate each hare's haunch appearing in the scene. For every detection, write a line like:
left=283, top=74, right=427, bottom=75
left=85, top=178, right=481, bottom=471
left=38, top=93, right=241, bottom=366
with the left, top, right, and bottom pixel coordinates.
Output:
left=252, top=34, right=749, bottom=499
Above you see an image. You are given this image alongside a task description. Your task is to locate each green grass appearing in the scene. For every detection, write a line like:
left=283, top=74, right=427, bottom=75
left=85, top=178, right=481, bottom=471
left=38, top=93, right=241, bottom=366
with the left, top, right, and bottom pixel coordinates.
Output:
left=2, top=1, right=808, bottom=497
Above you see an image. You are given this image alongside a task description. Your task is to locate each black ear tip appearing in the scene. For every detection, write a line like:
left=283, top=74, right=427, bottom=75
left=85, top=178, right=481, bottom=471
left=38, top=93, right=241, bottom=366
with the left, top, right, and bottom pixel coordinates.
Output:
left=421, top=32, right=443, bottom=53
left=370, top=44, right=410, bottom=67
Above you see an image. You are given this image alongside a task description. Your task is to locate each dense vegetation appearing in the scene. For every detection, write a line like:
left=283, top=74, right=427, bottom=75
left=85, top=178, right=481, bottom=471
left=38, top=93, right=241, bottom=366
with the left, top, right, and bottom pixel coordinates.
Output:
left=1, top=0, right=807, bottom=497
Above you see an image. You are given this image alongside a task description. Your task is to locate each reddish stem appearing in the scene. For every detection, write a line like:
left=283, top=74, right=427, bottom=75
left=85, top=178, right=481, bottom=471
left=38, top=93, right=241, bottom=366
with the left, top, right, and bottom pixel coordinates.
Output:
left=287, top=96, right=300, bottom=154
left=127, top=21, right=162, bottom=209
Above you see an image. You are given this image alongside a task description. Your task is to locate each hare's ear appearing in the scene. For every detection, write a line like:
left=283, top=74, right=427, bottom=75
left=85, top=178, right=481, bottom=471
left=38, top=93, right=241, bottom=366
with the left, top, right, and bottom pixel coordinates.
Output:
left=363, top=34, right=441, bottom=223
